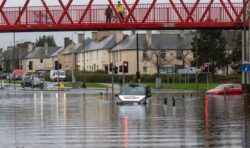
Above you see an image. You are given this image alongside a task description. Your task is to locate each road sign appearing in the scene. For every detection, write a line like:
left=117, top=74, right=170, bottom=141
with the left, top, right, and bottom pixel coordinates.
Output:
left=241, top=63, right=250, bottom=72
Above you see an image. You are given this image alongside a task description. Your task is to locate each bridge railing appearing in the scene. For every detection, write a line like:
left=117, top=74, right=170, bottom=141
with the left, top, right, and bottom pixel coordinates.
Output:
left=0, top=3, right=243, bottom=25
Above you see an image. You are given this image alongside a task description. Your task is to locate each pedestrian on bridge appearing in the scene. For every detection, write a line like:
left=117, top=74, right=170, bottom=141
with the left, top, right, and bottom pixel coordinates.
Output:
left=105, top=5, right=113, bottom=23
left=117, top=1, right=125, bottom=20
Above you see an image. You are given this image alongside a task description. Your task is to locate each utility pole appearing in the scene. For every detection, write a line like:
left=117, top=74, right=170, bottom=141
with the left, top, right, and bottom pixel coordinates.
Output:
left=243, top=0, right=248, bottom=92
left=136, top=33, right=140, bottom=83
left=83, top=31, right=86, bottom=71
left=71, top=33, right=76, bottom=85
left=195, top=36, right=198, bottom=91
left=111, top=52, right=115, bottom=100
left=13, top=32, right=16, bottom=90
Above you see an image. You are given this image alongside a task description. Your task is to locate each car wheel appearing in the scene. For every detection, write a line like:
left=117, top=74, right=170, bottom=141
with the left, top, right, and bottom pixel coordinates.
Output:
left=40, top=84, right=44, bottom=89
left=116, top=101, right=123, bottom=105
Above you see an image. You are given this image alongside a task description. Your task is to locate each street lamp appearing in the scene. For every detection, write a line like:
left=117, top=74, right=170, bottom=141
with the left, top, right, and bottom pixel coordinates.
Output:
left=71, top=32, right=76, bottom=83
left=136, top=33, right=140, bottom=83
left=83, top=31, right=86, bottom=71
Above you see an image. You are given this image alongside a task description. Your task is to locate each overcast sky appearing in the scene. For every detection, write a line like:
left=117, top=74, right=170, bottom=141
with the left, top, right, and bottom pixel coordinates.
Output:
left=0, top=0, right=243, bottom=50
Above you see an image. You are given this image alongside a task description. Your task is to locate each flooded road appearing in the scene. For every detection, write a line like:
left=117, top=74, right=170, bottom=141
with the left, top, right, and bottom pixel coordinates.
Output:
left=0, top=90, right=249, bottom=148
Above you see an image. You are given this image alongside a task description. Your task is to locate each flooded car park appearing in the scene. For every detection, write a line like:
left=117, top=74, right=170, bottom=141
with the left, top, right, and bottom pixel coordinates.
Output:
left=0, top=89, right=249, bottom=147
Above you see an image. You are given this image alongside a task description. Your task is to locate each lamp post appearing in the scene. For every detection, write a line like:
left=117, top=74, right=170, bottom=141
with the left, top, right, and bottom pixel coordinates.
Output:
left=13, top=32, right=16, bottom=90
left=243, top=0, right=247, bottom=90
left=71, top=32, right=76, bottom=84
left=136, top=33, right=140, bottom=83
left=83, top=31, right=86, bottom=71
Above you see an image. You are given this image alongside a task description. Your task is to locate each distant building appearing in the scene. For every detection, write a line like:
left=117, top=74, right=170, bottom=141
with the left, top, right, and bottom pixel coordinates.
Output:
left=22, top=42, right=62, bottom=72
left=111, top=31, right=194, bottom=74
left=75, top=31, right=123, bottom=72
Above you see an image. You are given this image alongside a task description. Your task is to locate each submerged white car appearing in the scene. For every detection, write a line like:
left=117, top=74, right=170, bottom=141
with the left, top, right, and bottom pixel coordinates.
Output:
left=116, top=84, right=152, bottom=105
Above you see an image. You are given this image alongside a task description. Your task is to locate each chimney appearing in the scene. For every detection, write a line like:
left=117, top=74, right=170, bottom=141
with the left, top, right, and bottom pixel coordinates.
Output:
left=44, top=42, right=48, bottom=56
left=146, top=30, right=152, bottom=48
left=27, top=43, right=33, bottom=53
left=92, top=32, right=97, bottom=41
left=78, top=34, right=84, bottom=44
left=179, top=30, right=185, bottom=38
left=64, top=37, right=71, bottom=48
left=131, top=30, right=136, bottom=35
left=115, top=31, right=124, bottom=43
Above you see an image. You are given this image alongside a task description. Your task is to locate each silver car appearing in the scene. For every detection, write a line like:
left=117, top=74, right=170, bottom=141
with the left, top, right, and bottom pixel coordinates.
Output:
left=116, top=84, right=152, bottom=105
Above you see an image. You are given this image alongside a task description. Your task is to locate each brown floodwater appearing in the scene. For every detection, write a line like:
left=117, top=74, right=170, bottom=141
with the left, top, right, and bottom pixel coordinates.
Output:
left=0, top=90, right=249, bottom=148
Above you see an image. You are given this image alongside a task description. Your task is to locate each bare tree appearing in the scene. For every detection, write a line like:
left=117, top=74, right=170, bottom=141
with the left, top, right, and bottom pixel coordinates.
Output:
left=146, top=49, right=175, bottom=74
left=178, top=34, right=192, bottom=68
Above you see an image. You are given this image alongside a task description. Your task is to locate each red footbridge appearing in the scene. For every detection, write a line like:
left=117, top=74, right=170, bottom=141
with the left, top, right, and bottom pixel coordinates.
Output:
left=0, top=0, right=248, bottom=32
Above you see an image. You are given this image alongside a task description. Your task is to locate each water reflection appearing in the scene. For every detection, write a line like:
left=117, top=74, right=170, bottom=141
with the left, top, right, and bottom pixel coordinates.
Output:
left=0, top=91, right=249, bottom=147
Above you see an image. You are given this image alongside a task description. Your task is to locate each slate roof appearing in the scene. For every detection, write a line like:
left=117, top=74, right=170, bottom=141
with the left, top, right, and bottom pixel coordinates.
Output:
left=111, top=34, right=194, bottom=51
left=84, top=35, right=116, bottom=51
left=74, top=38, right=92, bottom=53
left=24, top=46, right=62, bottom=59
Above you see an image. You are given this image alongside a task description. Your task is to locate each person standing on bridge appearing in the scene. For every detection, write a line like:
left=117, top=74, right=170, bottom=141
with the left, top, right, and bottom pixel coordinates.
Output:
left=117, top=1, right=125, bottom=20
left=105, top=5, right=113, bottom=23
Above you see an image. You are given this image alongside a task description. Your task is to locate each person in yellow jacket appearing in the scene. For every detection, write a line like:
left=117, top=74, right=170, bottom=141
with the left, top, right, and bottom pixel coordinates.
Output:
left=117, top=1, right=125, bottom=19
left=59, top=81, right=64, bottom=90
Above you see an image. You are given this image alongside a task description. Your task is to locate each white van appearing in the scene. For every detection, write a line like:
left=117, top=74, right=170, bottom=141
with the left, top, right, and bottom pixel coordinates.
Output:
left=50, top=70, right=66, bottom=81
left=116, top=84, right=152, bottom=105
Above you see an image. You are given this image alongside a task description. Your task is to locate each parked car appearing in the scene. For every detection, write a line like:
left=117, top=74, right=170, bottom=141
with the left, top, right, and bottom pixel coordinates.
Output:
left=13, top=69, right=24, bottom=80
left=50, top=70, right=66, bottom=81
left=21, top=75, right=46, bottom=89
left=0, top=73, right=8, bottom=79
left=205, top=83, right=243, bottom=95
left=115, top=84, right=152, bottom=105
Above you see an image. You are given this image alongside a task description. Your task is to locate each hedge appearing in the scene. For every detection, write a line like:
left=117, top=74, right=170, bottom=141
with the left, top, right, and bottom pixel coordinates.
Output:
left=43, top=71, right=242, bottom=83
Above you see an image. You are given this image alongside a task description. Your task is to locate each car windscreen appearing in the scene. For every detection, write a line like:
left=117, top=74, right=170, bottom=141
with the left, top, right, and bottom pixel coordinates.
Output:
left=120, top=85, right=146, bottom=95
left=16, top=72, right=23, bottom=75
left=55, top=71, right=65, bottom=76
left=215, top=84, right=227, bottom=89
left=215, top=84, right=240, bottom=89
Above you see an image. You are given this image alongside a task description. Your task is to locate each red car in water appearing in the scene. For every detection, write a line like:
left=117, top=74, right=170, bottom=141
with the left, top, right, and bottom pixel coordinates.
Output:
left=205, top=84, right=243, bottom=95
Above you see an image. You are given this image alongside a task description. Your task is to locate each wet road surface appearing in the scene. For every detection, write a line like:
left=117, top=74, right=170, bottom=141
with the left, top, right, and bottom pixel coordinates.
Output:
left=0, top=89, right=249, bottom=148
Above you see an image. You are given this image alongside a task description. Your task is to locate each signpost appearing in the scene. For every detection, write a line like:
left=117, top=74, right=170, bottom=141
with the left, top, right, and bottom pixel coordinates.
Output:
left=241, top=63, right=250, bottom=72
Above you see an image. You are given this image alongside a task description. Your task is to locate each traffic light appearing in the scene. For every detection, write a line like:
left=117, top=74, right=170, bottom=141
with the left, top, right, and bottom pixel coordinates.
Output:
left=55, top=61, right=59, bottom=70
left=114, top=66, right=118, bottom=74
left=109, top=63, right=113, bottom=72
left=119, top=65, right=123, bottom=72
left=123, top=61, right=128, bottom=73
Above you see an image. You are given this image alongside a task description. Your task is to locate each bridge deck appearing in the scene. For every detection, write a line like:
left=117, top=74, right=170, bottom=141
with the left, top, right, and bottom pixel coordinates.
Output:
left=0, top=1, right=247, bottom=32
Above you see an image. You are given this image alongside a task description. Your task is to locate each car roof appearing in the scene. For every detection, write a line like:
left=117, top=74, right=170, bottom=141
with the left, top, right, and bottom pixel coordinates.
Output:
left=122, top=84, right=149, bottom=87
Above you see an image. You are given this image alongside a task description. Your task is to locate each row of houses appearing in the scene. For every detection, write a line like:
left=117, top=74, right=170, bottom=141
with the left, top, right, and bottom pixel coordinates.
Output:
left=0, top=31, right=194, bottom=75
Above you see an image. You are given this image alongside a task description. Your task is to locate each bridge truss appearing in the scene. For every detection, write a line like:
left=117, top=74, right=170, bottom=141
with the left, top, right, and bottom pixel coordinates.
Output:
left=0, top=0, right=248, bottom=32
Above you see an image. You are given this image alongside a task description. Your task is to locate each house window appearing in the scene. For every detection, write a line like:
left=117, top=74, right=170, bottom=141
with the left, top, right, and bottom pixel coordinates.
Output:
left=40, top=59, right=43, bottom=63
left=143, top=66, right=147, bottom=73
left=160, top=50, right=166, bottom=58
left=115, top=52, right=118, bottom=62
left=105, top=65, right=108, bottom=72
left=119, top=51, right=122, bottom=61
left=28, top=61, right=33, bottom=70
left=176, top=50, right=183, bottom=60
left=96, top=51, right=99, bottom=60
left=143, top=50, right=148, bottom=60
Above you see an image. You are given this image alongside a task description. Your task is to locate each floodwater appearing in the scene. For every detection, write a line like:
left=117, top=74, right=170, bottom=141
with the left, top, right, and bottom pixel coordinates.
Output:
left=0, top=90, right=250, bottom=148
